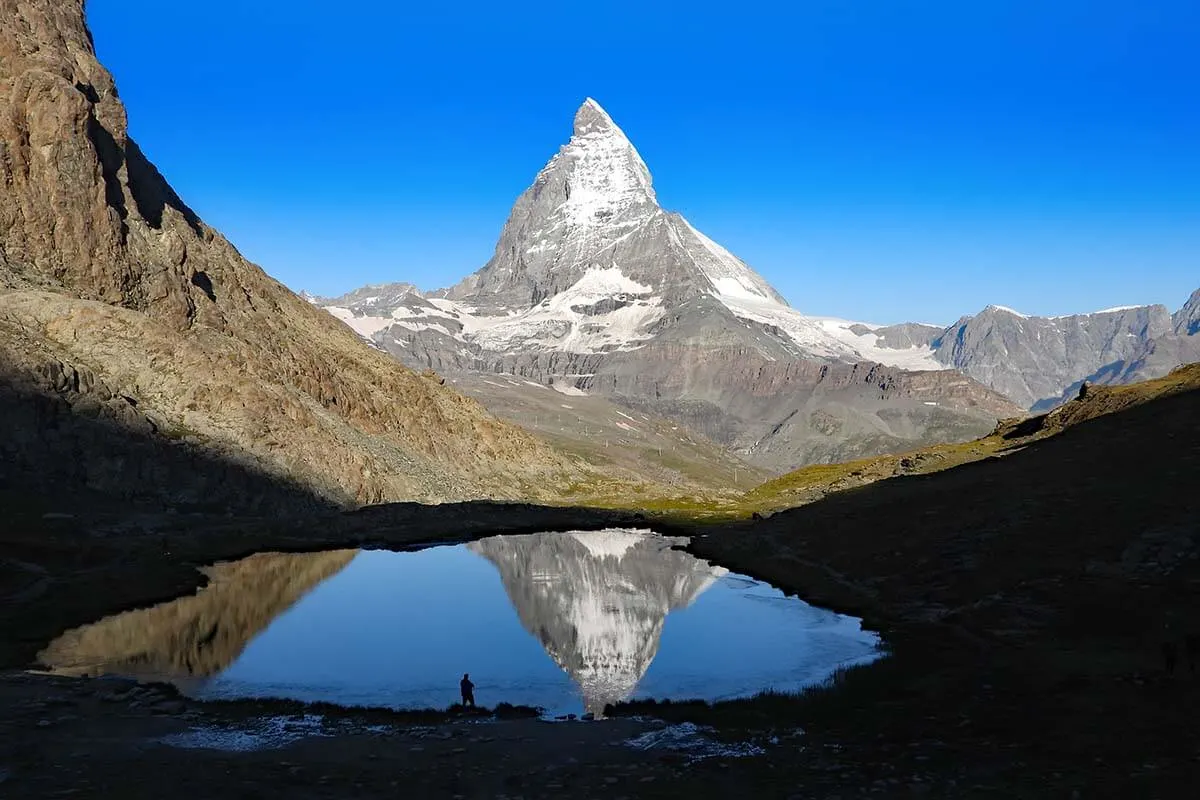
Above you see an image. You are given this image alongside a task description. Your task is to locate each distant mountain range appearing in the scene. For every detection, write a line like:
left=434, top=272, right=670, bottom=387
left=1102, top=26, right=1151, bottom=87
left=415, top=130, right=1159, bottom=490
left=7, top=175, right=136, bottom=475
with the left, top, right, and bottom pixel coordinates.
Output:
left=931, top=298, right=1200, bottom=409
left=317, top=99, right=1195, bottom=471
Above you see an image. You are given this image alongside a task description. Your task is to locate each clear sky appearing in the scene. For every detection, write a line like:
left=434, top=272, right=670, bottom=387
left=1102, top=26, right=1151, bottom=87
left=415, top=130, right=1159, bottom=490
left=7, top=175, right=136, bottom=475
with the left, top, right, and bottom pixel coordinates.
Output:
left=86, top=0, right=1198, bottom=325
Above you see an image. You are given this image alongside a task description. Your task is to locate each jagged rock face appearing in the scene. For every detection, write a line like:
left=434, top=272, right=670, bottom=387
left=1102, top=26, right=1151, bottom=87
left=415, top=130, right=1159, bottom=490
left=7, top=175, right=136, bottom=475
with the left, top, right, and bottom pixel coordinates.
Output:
left=1176, top=289, right=1200, bottom=336
left=319, top=100, right=1018, bottom=470
left=468, top=531, right=724, bottom=715
left=0, top=1, right=609, bottom=508
left=932, top=303, right=1194, bottom=409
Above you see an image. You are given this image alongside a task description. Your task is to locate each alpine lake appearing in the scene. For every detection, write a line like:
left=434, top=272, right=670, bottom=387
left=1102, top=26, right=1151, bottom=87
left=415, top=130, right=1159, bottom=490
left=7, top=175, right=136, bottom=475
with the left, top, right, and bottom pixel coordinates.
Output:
left=38, top=530, right=883, bottom=718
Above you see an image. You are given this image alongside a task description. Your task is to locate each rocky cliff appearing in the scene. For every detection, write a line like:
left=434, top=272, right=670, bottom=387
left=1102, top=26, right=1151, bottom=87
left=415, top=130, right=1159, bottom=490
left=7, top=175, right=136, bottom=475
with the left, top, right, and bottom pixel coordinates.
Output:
left=1174, top=288, right=1200, bottom=337
left=0, top=0, right=611, bottom=509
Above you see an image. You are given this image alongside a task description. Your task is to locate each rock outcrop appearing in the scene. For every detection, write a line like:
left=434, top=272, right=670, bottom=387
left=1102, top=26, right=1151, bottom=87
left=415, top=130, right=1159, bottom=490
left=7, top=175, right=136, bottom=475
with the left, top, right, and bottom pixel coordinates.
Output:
left=1175, top=288, right=1200, bottom=337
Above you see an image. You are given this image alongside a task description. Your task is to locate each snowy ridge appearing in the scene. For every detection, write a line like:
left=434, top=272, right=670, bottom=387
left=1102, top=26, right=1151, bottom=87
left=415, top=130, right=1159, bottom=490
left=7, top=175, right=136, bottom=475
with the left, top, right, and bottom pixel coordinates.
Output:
left=1049, top=304, right=1155, bottom=319
left=985, top=304, right=1029, bottom=318
left=674, top=217, right=784, bottom=304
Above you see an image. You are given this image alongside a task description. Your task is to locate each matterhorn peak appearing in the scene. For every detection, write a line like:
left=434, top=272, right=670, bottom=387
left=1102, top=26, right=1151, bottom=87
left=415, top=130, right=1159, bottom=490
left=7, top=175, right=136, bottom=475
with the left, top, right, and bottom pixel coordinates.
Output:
left=573, top=97, right=620, bottom=137
left=554, top=97, right=657, bottom=214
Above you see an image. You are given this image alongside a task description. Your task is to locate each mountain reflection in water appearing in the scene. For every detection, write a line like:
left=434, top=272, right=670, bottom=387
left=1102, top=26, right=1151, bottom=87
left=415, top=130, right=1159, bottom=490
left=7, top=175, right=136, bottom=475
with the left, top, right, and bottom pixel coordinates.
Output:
left=38, top=550, right=357, bottom=678
left=468, top=531, right=725, bottom=714
left=38, top=530, right=881, bottom=715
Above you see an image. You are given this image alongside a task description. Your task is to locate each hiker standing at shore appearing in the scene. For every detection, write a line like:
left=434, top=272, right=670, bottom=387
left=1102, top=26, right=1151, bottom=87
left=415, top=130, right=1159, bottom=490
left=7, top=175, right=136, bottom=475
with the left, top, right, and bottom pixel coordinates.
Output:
left=460, top=673, right=475, bottom=707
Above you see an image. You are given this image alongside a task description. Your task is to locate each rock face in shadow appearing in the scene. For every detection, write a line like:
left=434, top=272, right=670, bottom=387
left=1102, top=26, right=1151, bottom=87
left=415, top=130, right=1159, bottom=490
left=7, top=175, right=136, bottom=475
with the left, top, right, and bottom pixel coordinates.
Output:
left=0, top=1, right=607, bottom=509
left=38, top=551, right=357, bottom=678
left=468, top=531, right=724, bottom=715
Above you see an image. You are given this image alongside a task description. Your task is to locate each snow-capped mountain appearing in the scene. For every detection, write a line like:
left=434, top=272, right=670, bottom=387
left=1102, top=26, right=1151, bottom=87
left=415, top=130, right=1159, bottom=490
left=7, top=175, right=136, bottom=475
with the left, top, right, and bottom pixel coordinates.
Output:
left=468, top=530, right=723, bottom=716
left=323, top=99, right=946, bottom=369
left=316, top=99, right=1023, bottom=471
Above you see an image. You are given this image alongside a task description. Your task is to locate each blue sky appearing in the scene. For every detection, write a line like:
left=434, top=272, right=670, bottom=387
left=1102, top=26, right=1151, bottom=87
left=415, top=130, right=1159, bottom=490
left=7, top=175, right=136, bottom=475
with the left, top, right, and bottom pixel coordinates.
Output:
left=87, top=1, right=1198, bottom=324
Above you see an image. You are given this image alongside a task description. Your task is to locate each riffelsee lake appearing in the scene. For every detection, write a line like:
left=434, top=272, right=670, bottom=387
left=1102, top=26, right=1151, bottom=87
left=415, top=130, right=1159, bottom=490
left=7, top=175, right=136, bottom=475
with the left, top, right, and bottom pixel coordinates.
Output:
left=40, top=529, right=882, bottom=717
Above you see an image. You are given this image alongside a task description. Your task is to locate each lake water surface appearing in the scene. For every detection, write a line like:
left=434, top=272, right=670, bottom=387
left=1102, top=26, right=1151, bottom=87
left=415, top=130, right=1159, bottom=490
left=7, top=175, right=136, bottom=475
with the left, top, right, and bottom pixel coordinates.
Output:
left=40, top=529, right=882, bottom=717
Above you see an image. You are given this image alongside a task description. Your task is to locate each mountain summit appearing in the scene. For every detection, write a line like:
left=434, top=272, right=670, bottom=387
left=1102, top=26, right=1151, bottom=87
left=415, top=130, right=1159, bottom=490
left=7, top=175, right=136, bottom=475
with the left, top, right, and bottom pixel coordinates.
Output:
left=444, top=97, right=792, bottom=342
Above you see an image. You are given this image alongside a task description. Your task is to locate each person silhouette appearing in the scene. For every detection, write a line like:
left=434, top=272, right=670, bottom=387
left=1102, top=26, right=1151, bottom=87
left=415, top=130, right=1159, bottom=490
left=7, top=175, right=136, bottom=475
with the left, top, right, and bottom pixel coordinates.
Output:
left=460, top=673, right=475, bottom=708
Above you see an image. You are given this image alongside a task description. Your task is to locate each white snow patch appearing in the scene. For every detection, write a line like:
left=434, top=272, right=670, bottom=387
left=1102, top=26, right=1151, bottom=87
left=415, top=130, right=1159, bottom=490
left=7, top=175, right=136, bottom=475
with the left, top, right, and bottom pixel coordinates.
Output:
left=390, top=319, right=458, bottom=336
left=712, top=276, right=771, bottom=302
left=985, top=304, right=1029, bottom=318
left=812, top=318, right=947, bottom=371
left=324, top=306, right=393, bottom=339
left=471, top=266, right=664, bottom=354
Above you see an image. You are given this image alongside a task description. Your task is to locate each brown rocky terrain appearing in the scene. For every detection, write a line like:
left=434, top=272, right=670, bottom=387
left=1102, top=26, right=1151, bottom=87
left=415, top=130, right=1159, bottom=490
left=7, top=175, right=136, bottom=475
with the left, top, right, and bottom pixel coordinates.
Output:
left=0, top=0, right=634, bottom=509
